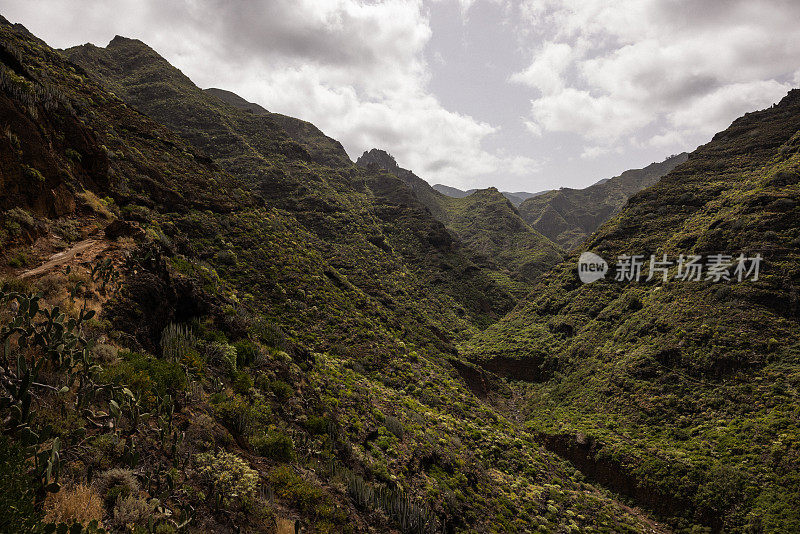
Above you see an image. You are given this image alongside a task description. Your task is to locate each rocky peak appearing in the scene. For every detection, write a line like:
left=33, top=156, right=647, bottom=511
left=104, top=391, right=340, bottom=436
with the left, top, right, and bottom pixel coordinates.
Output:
left=356, top=148, right=400, bottom=173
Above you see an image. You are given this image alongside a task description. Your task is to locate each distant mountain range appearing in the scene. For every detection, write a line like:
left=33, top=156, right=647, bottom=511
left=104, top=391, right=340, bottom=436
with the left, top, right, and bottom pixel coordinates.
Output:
left=433, top=183, right=545, bottom=206
left=516, top=153, right=689, bottom=249
left=435, top=154, right=688, bottom=251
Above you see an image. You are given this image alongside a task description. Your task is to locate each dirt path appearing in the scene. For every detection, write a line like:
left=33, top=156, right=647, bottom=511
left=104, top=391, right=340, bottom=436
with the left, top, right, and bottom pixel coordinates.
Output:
left=19, top=238, right=109, bottom=279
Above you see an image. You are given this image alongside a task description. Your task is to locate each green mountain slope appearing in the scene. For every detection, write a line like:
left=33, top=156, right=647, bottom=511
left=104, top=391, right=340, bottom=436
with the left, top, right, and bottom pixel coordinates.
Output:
left=465, top=91, right=800, bottom=531
left=0, top=18, right=669, bottom=533
left=517, top=153, right=689, bottom=249
left=65, top=36, right=517, bottom=335
left=357, top=148, right=564, bottom=295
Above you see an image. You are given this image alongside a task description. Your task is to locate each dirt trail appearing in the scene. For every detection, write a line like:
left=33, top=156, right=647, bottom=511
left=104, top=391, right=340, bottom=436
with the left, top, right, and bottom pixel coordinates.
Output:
left=19, top=238, right=110, bottom=279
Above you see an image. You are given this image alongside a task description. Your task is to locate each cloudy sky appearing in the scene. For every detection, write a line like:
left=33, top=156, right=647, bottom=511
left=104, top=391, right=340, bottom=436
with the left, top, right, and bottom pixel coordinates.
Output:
left=5, top=0, right=800, bottom=190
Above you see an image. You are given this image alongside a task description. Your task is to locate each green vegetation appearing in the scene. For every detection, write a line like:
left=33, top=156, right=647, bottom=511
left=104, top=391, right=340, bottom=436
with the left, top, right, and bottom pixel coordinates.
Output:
left=465, top=90, right=800, bottom=530
left=0, top=13, right=797, bottom=533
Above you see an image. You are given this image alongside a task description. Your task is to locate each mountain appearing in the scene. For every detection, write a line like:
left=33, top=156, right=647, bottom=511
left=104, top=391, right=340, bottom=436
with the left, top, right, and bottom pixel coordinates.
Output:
left=357, top=149, right=564, bottom=295
left=465, top=91, right=800, bottom=530
left=517, top=153, right=689, bottom=249
left=0, top=18, right=666, bottom=533
left=432, top=183, right=472, bottom=198
left=65, top=36, right=519, bottom=337
left=433, top=183, right=547, bottom=206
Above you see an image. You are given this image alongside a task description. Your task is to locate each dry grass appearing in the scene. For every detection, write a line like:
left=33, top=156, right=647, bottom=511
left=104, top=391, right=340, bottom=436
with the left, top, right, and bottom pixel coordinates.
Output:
left=77, top=191, right=114, bottom=220
left=43, top=483, right=104, bottom=526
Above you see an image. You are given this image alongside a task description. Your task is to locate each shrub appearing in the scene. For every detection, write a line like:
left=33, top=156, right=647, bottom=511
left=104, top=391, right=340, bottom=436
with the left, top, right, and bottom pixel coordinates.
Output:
left=101, top=351, right=186, bottom=404
left=268, top=465, right=331, bottom=519
left=625, top=294, right=643, bottom=311
left=305, top=415, right=330, bottom=435
left=384, top=415, right=404, bottom=440
left=0, top=437, right=39, bottom=532
left=43, top=483, right=104, bottom=526
left=35, top=273, right=65, bottom=298
left=233, top=338, right=259, bottom=367
left=195, top=451, right=258, bottom=505
left=109, top=495, right=153, bottom=531
left=92, top=343, right=119, bottom=364
left=53, top=218, right=81, bottom=242
left=8, top=251, right=29, bottom=268
left=231, top=370, right=253, bottom=395
left=3, top=221, right=21, bottom=238
left=212, top=394, right=270, bottom=436
left=251, top=431, right=294, bottom=462
left=252, top=320, right=287, bottom=350
left=88, top=434, right=124, bottom=470
left=205, top=341, right=237, bottom=374
left=161, top=323, right=196, bottom=362
left=214, top=250, right=238, bottom=265
left=93, top=468, right=140, bottom=507
left=4, top=207, right=34, bottom=228
left=270, top=380, right=293, bottom=401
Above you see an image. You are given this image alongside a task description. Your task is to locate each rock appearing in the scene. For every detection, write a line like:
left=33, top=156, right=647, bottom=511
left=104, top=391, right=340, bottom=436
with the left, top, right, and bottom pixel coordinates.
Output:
left=104, top=219, right=144, bottom=240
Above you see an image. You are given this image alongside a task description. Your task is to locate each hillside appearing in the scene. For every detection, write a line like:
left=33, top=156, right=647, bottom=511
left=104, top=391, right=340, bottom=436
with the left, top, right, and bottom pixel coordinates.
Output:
left=65, top=36, right=517, bottom=336
left=517, top=153, right=689, bottom=249
left=357, top=149, right=564, bottom=295
left=0, top=17, right=665, bottom=534
left=465, top=90, right=800, bottom=531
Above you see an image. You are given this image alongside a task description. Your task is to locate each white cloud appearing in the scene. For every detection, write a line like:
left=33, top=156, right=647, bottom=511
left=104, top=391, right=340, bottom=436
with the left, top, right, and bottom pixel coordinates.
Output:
left=512, top=0, right=800, bottom=153
left=529, top=88, right=652, bottom=142
left=666, top=80, right=792, bottom=136
left=509, top=42, right=572, bottom=94
left=580, top=145, right=623, bottom=160
left=3, top=0, right=529, bottom=188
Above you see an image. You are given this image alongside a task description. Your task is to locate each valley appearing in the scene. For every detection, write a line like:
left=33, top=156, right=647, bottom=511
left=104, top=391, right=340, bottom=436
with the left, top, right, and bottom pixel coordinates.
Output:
left=0, top=11, right=798, bottom=534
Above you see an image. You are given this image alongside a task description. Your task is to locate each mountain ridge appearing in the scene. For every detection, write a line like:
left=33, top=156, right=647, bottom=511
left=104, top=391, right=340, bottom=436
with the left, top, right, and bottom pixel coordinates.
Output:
left=516, top=153, right=689, bottom=249
left=356, top=148, right=564, bottom=295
